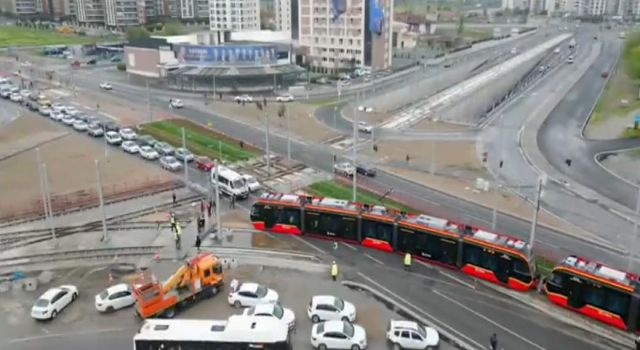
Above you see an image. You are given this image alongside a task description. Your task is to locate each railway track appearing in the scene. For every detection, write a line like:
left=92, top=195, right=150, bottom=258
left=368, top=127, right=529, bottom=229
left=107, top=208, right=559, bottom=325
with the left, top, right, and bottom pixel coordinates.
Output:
left=0, top=194, right=203, bottom=251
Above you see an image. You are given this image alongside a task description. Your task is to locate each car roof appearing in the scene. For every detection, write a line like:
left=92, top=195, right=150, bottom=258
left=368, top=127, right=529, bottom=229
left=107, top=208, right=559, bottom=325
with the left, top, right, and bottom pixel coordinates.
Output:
left=106, top=283, right=129, bottom=294
left=321, top=320, right=345, bottom=333
left=390, top=320, right=419, bottom=331
left=312, top=295, right=337, bottom=305
left=41, top=287, right=63, bottom=300
left=239, top=282, right=260, bottom=293
left=252, top=303, right=276, bottom=313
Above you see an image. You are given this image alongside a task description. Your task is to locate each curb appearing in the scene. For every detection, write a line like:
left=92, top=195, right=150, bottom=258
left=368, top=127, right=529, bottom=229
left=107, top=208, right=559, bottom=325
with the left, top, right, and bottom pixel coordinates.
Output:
left=342, top=280, right=479, bottom=350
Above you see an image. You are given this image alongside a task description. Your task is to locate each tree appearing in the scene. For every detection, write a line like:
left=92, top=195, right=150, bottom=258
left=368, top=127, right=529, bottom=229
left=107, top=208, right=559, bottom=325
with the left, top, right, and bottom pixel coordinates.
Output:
left=126, top=26, right=150, bottom=42
left=162, top=21, right=184, bottom=35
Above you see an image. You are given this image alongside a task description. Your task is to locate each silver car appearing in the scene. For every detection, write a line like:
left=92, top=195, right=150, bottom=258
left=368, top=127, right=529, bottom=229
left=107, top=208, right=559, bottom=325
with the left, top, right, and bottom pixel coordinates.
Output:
left=174, top=147, right=194, bottom=162
left=154, top=142, right=175, bottom=156
left=160, top=156, right=182, bottom=171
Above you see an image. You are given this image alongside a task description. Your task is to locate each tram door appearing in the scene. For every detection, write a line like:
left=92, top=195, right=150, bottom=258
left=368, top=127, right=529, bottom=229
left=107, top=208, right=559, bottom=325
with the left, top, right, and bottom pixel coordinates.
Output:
left=495, top=254, right=511, bottom=284
left=567, top=277, right=584, bottom=309
left=263, top=205, right=276, bottom=229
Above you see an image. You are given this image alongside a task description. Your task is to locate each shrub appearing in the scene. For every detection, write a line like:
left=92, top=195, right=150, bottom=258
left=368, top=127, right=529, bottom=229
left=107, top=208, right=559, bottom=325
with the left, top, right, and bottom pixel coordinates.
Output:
left=116, top=63, right=126, bottom=71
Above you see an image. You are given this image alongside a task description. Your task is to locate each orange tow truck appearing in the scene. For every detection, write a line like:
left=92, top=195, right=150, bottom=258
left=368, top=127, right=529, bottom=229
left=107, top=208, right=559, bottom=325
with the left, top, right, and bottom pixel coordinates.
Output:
left=133, top=252, right=224, bottom=318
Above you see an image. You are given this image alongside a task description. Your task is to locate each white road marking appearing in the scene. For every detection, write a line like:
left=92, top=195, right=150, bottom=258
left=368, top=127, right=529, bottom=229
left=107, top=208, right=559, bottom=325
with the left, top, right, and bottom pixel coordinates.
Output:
left=364, top=253, right=384, bottom=265
left=415, top=260, right=476, bottom=289
left=9, top=328, right=126, bottom=343
left=341, top=242, right=357, bottom=251
left=433, top=289, right=546, bottom=350
left=357, top=272, right=484, bottom=349
left=291, top=235, right=326, bottom=255
left=40, top=327, right=50, bottom=334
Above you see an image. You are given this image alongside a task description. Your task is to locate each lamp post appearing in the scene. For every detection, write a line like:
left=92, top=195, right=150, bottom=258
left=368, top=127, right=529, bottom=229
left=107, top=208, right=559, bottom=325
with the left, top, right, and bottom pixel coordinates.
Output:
left=529, top=174, right=547, bottom=254
left=352, top=105, right=373, bottom=201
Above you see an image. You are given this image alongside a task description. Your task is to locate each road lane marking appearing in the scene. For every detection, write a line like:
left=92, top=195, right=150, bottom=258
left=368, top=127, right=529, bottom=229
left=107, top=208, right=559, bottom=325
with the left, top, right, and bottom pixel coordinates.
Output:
left=357, top=272, right=485, bottom=349
left=291, top=235, right=326, bottom=255
left=364, top=253, right=384, bottom=265
left=9, top=328, right=126, bottom=343
left=433, top=289, right=546, bottom=350
left=341, top=242, right=357, bottom=250
left=40, top=327, right=50, bottom=334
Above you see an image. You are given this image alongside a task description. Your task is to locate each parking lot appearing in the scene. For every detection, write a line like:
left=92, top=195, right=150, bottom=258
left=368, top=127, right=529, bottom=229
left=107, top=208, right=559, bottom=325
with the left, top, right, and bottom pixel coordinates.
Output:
left=0, top=262, right=454, bottom=350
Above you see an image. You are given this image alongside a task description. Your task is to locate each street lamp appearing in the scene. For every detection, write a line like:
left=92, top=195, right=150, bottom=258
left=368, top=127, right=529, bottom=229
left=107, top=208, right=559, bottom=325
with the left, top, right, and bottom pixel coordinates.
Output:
left=627, top=184, right=640, bottom=271
left=351, top=104, right=373, bottom=201
left=529, top=174, right=548, bottom=255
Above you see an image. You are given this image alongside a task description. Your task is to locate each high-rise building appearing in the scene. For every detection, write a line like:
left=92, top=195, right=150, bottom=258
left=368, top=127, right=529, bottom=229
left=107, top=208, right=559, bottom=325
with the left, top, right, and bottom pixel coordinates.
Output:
left=298, top=0, right=393, bottom=73
left=0, top=0, right=39, bottom=16
left=208, top=0, right=260, bottom=31
left=585, top=0, right=606, bottom=15
left=76, top=0, right=106, bottom=23
left=105, top=0, right=146, bottom=27
left=501, top=0, right=529, bottom=10
left=275, top=0, right=291, bottom=32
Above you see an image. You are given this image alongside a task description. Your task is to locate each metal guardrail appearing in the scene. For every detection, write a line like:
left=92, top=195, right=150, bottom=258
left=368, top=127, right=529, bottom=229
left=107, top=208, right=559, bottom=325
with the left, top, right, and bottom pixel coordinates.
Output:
left=0, top=246, right=162, bottom=269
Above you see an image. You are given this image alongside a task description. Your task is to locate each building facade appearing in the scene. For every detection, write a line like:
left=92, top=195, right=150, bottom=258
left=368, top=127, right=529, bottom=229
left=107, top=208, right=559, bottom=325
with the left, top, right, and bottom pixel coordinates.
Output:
left=76, top=0, right=106, bottom=23
left=208, top=0, right=260, bottom=31
left=274, top=0, right=291, bottom=32
left=0, top=0, right=39, bottom=16
left=105, top=0, right=145, bottom=27
left=298, top=0, right=393, bottom=73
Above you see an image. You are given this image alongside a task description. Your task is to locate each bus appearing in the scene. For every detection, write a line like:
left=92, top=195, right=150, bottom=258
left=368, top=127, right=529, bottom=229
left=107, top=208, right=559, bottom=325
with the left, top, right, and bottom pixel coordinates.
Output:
left=250, top=192, right=536, bottom=291
left=544, top=255, right=640, bottom=331
left=133, top=316, right=292, bottom=350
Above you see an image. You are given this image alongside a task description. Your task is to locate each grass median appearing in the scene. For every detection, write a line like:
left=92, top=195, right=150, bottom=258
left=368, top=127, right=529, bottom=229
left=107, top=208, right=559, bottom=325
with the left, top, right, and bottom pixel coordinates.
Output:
left=139, top=119, right=259, bottom=162
left=305, top=180, right=417, bottom=213
left=0, top=26, right=112, bottom=47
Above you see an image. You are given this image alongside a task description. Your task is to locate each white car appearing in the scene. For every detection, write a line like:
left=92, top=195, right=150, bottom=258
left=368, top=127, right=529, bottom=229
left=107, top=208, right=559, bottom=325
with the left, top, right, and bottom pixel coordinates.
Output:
left=242, top=303, right=296, bottom=330
left=234, top=95, right=253, bottom=103
left=52, top=103, right=65, bottom=113
left=61, top=115, right=76, bottom=126
left=10, top=93, right=22, bottom=102
left=31, top=285, right=78, bottom=320
left=307, top=295, right=356, bottom=323
left=39, top=106, right=51, bottom=116
left=121, top=140, right=139, bottom=154
left=170, top=99, right=184, bottom=108
left=554, top=47, right=561, bottom=54
left=19, top=89, right=30, bottom=98
left=311, top=320, right=367, bottom=350
left=386, top=320, right=440, bottom=350
left=160, top=156, right=182, bottom=171
left=99, top=82, right=113, bottom=90
left=228, top=279, right=279, bottom=308
left=105, top=131, right=123, bottom=145
left=87, top=123, right=104, bottom=137
left=510, top=47, right=518, bottom=54
left=242, top=174, right=261, bottom=192
left=95, top=283, right=134, bottom=312
left=567, top=56, right=574, bottom=64
left=357, top=122, right=373, bottom=133
left=174, top=147, right=194, bottom=162
left=119, top=127, right=137, bottom=140
left=73, top=120, right=88, bottom=131
left=139, top=145, right=160, bottom=160
left=276, top=94, right=294, bottom=102
left=334, top=162, right=355, bottom=177
left=65, top=106, right=78, bottom=117
left=49, top=111, right=64, bottom=121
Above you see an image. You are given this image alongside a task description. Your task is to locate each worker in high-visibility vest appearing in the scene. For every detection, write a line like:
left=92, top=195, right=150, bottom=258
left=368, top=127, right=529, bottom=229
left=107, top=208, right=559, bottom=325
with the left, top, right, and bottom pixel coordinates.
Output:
left=404, top=252, right=412, bottom=271
left=170, top=214, right=176, bottom=233
left=330, top=261, right=338, bottom=281
left=175, top=222, right=182, bottom=248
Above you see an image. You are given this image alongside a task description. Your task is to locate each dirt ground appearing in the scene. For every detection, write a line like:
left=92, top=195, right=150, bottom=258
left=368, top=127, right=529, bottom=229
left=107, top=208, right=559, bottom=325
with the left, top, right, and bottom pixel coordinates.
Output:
left=0, top=113, right=175, bottom=221
left=211, top=101, right=338, bottom=142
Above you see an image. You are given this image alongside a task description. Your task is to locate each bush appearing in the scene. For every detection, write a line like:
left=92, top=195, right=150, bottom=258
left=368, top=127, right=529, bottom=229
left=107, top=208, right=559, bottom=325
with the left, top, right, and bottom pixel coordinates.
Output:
left=116, top=63, right=126, bottom=71
left=623, top=32, right=640, bottom=79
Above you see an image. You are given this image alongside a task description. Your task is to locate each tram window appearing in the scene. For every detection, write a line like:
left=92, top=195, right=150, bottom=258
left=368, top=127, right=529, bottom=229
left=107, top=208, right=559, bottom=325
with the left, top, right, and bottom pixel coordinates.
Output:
left=583, top=282, right=606, bottom=310
left=397, top=228, right=416, bottom=254
left=303, top=211, right=357, bottom=240
left=603, top=288, right=630, bottom=317
left=511, top=258, right=532, bottom=283
left=361, top=219, right=393, bottom=242
left=480, top=251, right=498, bottom=271
left=250, top=204, right=264, bottom=220
left=414, top=232, right=457, bottom=265
left=462, top=243, right=482, bottom=266
left=305, top=211, right=322, bottom=234
left=276, top=208, right=300, bottom=226
left=547, top=271, right=567, bottom=294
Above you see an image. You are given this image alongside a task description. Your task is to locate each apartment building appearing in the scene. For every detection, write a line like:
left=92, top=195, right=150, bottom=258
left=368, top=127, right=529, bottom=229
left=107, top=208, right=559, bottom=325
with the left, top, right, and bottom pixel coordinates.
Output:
left=0, top=0, right=39, bottom=16
left=76, top=0, right=105, bottom=23
left=298, top=0, right=393, bottom=73
left=502, top=0, right=529, bottom=10
left=104, top=0, right=145, bottom=27
left=585, top=0, right=606, bottom=15
left=275, top=0, right=291, bottom=32
left=208, top=0, right=260, bottom=31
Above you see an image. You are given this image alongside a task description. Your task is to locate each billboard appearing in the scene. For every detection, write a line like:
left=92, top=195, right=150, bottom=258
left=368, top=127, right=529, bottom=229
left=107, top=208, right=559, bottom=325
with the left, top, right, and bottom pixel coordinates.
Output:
left=369, top=0, right=384, bottom=35
left=173, top=44, right=278, bottom=66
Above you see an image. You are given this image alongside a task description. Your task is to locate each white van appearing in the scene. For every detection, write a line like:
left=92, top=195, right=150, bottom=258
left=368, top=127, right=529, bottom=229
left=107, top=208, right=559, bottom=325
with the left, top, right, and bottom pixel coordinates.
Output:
left=210, top=165, right=250, bottom=200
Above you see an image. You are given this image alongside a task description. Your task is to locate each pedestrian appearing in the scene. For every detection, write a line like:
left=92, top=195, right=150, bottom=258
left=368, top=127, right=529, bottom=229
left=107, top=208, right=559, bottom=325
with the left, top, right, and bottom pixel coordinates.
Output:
left=172, top=191, right=176, bottom=205
left=403, top=252, right=412, bottom=271
left=406, top=154, right=410, bottom=163
left=263, top=97, right=267, bottom=106
left=239, top=140, right=244, bottom=149
left=198, top=216, right=205, bottom=233
left=195, top=234, right=201, bottom=252
left=219, top=92, right=222, bottom=100
left=635, top=335, right=640, bottom=350
left=489, top=333, right=498, bottom=350
left=207, top=200, right=212, bottom=217
left=170, top=214, right=176, bottom=233
left=175, top=223, right=182, bottom=249
left=373, top=144, right=378, bottom=152
left=230, top=194, right=236, bottom=209
left=330, top=261, right=338, bottom=281
left=96, top=103, right=100, bottom=111
left=200, top=199, right=205, bottom=214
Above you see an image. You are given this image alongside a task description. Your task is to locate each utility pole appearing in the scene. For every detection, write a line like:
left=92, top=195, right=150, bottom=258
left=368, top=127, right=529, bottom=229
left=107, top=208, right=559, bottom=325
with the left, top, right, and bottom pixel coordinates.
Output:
left=286, top=107, right=291, bottom=162
left=529, top=175, right=546, bottom=254
left=352, top=103, right=358, bottom=202
left=429, top=142, right=436, bottom=174
left=95, top=159, right=108, bottom=242
left=146, top=79, right=153, bottom=122
left=265, top=113, right=271, bottom=175
left=214, top=164, right=221, bottom=238
left=627, top=186, right=640, bottom=271
left=41, top=162, right=57, bottom=244
left=182, top=127, right=188, bottom=183
left=212, top=74, right=216, bottom=96
left=491, top=183, right=500, bottom=231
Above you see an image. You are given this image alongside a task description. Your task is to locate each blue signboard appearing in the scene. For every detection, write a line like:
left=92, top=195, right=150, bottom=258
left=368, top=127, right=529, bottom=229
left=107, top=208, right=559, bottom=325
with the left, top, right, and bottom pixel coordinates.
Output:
left=369, top=0, right=384, bottom=35
left=331, top=0, right=347, bottom=20
left=174, top=44, right=278, bottom=66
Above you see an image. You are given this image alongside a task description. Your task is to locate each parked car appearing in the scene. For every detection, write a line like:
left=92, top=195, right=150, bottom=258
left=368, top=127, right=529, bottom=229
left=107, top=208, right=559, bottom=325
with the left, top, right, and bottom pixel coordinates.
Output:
left=154, top=141, right=175, bottom=156
left=86, top=116, right=101, bottom=125
left=356, top=164, right=376, bottom=177
left=51, top=103, right=65, bottom=113
left=174, top=147, right=194, bottom=162
left=357, top=122, right=373, bottom=133
left=334, top=162, right=355, bottom=177
left=87, top=123, right=104, bottom=137
left=95, top=283, right=134, bottom=312
left=119, top=128, right=137, bottom=140
left=567, top=55, right=574, bottom=64
left=160, top=156, right=182, bottom=171
left=31, top=285, right=78, bottom=320
left=65, top=106, right=79, bottom=117
left=386, top=320, right=440, bottom=350
left=99, top=82, right=113, bottom=90
left=170, top=99, right=184, bottom=108
left=234, top=95, right=253, bottom=103
left=49, top=111, right=64, bottom=121
left=228, top=280, right=279, bottom=308
left=105, top=131, right=123, bottom=145
left=241, top=303, right=296, bottom=330
left=510, top=47, right=518, bottom=54
left=61, top=115, right=76, bottom=126
left=310, top=320, right=367, bottom=350
left=276, top=94, right=294, bottom=102
left=10, top=93, right=22, bottom=102
left=104, top=121, right=119, bottom=132
left=195, top=156, right=215, bottom=171
left=139, top=145, right=160, bottom=160
left=72, top=120, right=88, bottom=132
left=242, top=174, right=261, bottom=192
left=25, top=101, right=39, bottom=111
left=122, top=140, right=139, bottom=153
left=137, top=135, right=157, bottom=147
left=307, top=295, right=356, bottom=323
